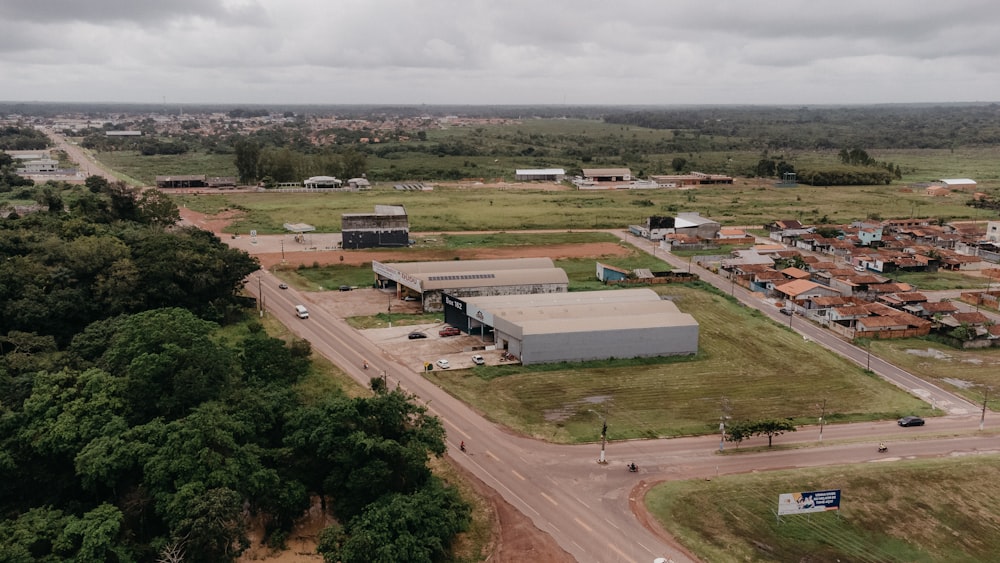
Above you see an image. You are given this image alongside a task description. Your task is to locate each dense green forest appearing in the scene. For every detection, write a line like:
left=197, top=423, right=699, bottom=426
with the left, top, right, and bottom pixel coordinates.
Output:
left=0, top=179, right=469, bottom=562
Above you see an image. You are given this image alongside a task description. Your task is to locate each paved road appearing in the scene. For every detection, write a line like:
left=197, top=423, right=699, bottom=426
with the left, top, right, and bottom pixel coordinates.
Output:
left=39, top=127, right=128, bottom=184
left=250, top=260, right=1000, bottom=563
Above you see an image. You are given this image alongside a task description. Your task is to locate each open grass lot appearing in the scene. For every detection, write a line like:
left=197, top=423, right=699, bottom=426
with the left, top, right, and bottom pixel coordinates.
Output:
left=868, top=338, right=1000, bottom=410
left=169, top=181, right=993, bottom=235
left=424, top=283, right=929, bottom=443
left=96, top=149, right=237, bottom=185
left=647, top=456, right=1000, bottom=562
left=888, top=270, right=994, bottom=291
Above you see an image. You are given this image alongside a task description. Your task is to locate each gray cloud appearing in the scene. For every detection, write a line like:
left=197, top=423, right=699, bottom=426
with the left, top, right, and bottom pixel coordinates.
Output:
left=2, top=0, right=999, bottom=105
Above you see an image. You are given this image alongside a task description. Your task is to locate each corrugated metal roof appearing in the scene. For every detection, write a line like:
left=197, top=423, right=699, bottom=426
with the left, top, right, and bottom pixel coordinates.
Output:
left=516, top=169, right=565, bottom=175
left=422, top=268, right=568, bottom=290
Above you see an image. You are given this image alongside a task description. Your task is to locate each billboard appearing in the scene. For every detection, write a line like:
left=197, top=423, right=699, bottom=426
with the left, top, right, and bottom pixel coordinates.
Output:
left=777, top=489, right=841, bottom=515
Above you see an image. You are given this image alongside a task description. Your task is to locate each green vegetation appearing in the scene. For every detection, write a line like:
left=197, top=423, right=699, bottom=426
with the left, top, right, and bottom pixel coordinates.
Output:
left=888, top=270, right=993, bottom=291
left=864, top=339, right=1000, bottom=410
left=169, top=181, right=992, bottom=235
left=424, top=283, right=929, bottom=443
left=646, top=456, right=1000, bottom=562
left=443, top=231, right=617, bottom=248
left=96, top=149, right=236, bottom=184
left=0, top=187, right=470, bottom=562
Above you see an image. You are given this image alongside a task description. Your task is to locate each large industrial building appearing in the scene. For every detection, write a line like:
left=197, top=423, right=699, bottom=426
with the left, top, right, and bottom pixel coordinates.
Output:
left=373, top=257, right=568, bottom=311
left=342, top=205, right=410, bottom=249
left=442, top=288, right=699, bottom=365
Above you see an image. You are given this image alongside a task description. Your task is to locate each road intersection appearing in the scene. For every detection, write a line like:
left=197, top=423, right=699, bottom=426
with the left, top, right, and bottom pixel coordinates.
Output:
left=249, top=233, right=997, bottom=563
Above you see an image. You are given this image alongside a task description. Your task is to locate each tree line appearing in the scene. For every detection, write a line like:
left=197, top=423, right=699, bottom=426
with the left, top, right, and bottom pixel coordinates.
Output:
left=0, top=181, right=469, bottom=562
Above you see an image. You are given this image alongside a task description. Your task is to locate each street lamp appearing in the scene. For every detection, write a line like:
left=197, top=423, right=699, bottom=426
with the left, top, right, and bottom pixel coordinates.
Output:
left=818, top=398, right=827, bottom=442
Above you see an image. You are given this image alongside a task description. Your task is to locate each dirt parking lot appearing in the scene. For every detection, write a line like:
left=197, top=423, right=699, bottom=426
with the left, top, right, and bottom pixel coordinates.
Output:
left=310, top=288, right=506, bottom=373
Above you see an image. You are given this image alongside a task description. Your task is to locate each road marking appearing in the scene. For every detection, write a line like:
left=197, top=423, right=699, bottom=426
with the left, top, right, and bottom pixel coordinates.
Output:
left=636, top=540, right=652, bottom=553
left=573, top=517, right=592, bottom=533
left=511, top=469, right=526, bottom=481
left=540, top=492, right=558, bottom=506
left=574, top=496, right=590, bottom=509
left=607, top=542, right=635, bottom=562
left=604, top=517, right=619, bottom=530
left=483, top=449, right=496, bottom=459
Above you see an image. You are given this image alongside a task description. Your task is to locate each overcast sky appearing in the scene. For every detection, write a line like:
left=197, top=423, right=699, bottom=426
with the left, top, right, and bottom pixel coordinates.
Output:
left=3, top=0, right=999, bottom=106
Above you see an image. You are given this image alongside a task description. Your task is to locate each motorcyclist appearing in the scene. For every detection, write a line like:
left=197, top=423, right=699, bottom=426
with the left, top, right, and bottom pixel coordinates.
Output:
left=628, top=462, right=637, bottom=472
left=878, top=442, right=887, bottom=452
left=460, top=441, right=466, bottom=452
left=363, top=360, right=368, bottom=369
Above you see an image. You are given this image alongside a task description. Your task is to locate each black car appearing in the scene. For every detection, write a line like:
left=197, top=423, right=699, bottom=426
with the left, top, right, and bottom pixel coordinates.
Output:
left=339, top=285, right=352, bottom=291
left=898, top=416, right=925, bottom=427
left=408, top=332, right=427, bottom=340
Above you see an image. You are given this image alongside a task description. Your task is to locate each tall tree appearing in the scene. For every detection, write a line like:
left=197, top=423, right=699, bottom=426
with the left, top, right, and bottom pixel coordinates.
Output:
left=233, top=138, right=261, bottom=184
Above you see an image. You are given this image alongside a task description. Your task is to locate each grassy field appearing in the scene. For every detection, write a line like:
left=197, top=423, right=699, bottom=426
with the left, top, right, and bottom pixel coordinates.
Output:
left=867, top=338, right=1000, bottom=410
left=169, top=182, right=993, bottom=235
left=647, top=456, right=1000, bottom=562
left=96, top=150, right=237, bottom=185
left=888, top=270, right=994, bottom=291
left=423, top=283, right=929, bottom=443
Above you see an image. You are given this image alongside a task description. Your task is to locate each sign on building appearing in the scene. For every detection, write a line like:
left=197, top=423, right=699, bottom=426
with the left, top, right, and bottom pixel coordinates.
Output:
left=777, top=489, right=841, bottom=516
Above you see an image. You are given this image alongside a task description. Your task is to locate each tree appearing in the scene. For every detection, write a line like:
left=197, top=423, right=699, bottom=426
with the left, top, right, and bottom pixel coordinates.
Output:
left=233, top=138, right=261, bottom=184
left=755, top=419, right=797, bottom=447
left=285, top=389, right=446, bottom=519
left=84, top=175, right=110, bottom=194
left=670, top=157, right=687, bottom=172
left=319, top=479, right=469, bottom=563
left=101, top=308, right=235, bottom=422
left=725, top=419, right=797, bottom=447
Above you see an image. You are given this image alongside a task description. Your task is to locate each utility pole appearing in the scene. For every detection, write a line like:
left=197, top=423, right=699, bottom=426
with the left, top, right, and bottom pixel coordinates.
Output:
left=257, top=275, right=263, bottom=317
left=981, top=387, right=990, bottom=431
left=599, top=415, right=608, bottom=464
left=819, top=398, right=827, bottom=442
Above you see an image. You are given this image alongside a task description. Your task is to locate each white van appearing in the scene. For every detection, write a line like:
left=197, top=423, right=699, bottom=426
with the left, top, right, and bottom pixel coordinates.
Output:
left=294, top=305, right=309, bottom=319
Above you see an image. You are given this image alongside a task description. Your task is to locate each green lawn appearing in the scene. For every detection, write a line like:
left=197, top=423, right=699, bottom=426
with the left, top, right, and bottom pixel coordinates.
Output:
left=647, top=456, right=1000, bottom=562
left=423, top=283, right=929, bottom=443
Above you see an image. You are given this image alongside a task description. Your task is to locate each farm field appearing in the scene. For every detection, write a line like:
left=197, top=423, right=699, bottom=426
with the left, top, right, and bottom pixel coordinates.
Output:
left=423, top=283, right=930, bottom=443
left=169, top=181, right=990, bottom=235
left=647, top=456, right=1000, bottom=562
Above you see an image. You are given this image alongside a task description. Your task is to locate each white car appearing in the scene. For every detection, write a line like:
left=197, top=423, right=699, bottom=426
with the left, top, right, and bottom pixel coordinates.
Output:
left=436, top=359, right=451, bottom=369
left=471, top=354, right=485, bottom=365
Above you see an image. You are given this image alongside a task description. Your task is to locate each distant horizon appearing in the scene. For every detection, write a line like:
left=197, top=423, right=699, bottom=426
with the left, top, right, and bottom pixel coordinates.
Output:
left=3, top=100, right=999, bottom=110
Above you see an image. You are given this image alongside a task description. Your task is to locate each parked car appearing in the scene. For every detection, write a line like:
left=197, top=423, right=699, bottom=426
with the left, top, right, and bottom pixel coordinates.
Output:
left=898, top=416, right=925, bottom=427
left=339, top=285, right=352, bottom=291
left=278, top=283, right=288, bottom=290
left=436, top=359, right=450, bottom=369
left=408, top=332, right=427, bottom=340
left=471, top=354, right=485, bottom=365
left=439, top=327, right=461, bottom=337
left=403, top=295, right=418, bottom=301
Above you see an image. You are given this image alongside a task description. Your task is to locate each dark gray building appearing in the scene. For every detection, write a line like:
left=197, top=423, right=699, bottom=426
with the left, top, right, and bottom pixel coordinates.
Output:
left=342, top=205, right=409, bottom=249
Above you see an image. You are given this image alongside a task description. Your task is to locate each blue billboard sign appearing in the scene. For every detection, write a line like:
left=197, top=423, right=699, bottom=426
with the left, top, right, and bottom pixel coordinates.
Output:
left=777, top=489, right=841, bottom=515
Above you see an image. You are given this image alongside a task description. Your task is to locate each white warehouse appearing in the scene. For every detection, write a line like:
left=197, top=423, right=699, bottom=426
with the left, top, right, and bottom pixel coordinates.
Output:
left=443, top=288, right=699, bottom=365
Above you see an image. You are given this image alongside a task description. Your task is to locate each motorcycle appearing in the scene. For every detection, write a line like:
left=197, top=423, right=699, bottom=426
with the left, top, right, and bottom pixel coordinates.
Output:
left=627, top=463, right=638, bottom=473
left=878, top=444, right=888, bottom=453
